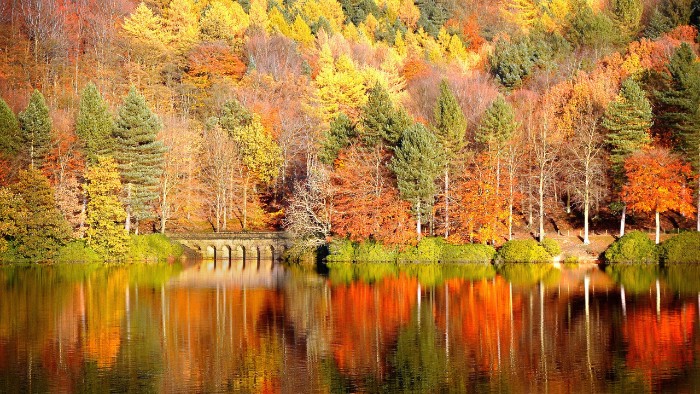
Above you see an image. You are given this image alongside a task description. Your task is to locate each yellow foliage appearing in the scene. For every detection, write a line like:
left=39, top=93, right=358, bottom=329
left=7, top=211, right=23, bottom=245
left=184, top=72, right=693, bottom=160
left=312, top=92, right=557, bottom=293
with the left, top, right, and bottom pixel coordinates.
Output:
left=122, top=3, right=171, bottom=55
left=290, top=15, right=315, bottom=47
left=295, top=0, right=345, bottom=33
left=268, top=7, right=291, bottom=36
left=166, top=0, right=199, bottom=54
left=311, top=45, right=368, bottom=124
left=398, top=0, right=420, bottom=30
left=249, top=0, right=270, bottom=30
left=200, top=0, right=249, bottom=41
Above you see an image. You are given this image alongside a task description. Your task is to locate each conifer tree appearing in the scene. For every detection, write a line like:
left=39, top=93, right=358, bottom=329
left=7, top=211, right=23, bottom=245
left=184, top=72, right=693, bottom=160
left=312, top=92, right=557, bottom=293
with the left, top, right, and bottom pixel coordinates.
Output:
left=0, top=98, right=21, bottom=156
left=432, top=80, right=466, bottom=238
left=18, top=90, right=52, bottom=169
left=602, top=78, right=652, bottom=236
left=360, top=82, right=411, bottom=147
left=609, top=0, right=643, bottom=38
left=477, top=96, right=518, bottom=152
left=76, top=83, right=113, bottom=163
left=319, top=113, right=357, bottom=164
left=11, top=168, right=71, bottom=261
left=391, top=124, right=445, bottom=239
left=112, top=87, right=165, bottom=233
left=85, top=157, right=130, bottom=259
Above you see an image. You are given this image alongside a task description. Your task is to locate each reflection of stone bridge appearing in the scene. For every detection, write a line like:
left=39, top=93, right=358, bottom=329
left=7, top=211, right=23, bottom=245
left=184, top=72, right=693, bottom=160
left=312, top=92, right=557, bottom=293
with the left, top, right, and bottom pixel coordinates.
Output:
left=170, top=232, right=294, bottom=265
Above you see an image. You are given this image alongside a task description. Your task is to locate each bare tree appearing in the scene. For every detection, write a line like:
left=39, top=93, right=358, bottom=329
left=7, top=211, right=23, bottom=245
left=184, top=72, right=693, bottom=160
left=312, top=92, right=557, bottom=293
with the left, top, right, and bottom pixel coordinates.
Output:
left=283, top=163, right=333, bottom=250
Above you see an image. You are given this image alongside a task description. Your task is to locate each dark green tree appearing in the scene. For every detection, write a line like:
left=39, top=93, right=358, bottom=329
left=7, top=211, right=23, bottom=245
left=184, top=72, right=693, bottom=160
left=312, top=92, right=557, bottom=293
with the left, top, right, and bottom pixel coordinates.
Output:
left=566, top=2, right=616, bottom=47
left=476, top=96, right=517, bottom=152
left=432, top=80, right=466, bottom=238
left=18, top=90, right=52, bottom=169
left=602, top=78, right=653, bottom=236
left=644, top=0, right=693, bottom=38
left=76, top=82, right=114, bottom=162
left=11, top=168, right=71, bottom=261
left=609, top=0, right=643, bottom=38
left=415, top=0, right=449, bottom=37
left=656, top=43, right=700, bottom=231
left=360, top=82, right=412, bottom=147
left=0, top=98, right=21, bottom=156
left=319, top=113, right=357, bottom=165
left=391, top=124, right=445, bottom=239
left=112, top=87, right=165, bottom=233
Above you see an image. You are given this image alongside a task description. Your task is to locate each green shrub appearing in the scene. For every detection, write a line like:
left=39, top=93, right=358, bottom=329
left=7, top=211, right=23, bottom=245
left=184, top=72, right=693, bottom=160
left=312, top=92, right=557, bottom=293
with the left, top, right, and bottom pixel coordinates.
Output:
left=440, top=243, right=496, bottom=263
left=399, top=262, right=444, bottom=286
left=539, top=238, right=562, bottom=257
left=326, top=238, right=355, bottom=263
left=659, top=232, right=700, bottom=264
left=441, top=263, right=496, bottom=281
left=496, top=239, right=551, bottom=263
left=128, top=234, right=183, bottom=262
left=604, top=231, right=657, bottom=264
left=56, top=240, right=103, bottom=263
left=397, top=237, right=444, bottom=262
left=355, top=240, right=397, bottom=262
left=563, top=256, right=579, bottom=268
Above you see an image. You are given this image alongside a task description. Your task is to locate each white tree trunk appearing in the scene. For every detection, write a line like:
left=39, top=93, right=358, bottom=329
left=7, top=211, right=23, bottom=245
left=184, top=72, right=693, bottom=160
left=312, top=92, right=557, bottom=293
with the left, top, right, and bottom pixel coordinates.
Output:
left=444, top=169, right=449, bottom=239
left=620, top=205, right=626, bottom=237
left=416, top=200, right=422, bottom=239
left=655, top=210, right=660, bottom=245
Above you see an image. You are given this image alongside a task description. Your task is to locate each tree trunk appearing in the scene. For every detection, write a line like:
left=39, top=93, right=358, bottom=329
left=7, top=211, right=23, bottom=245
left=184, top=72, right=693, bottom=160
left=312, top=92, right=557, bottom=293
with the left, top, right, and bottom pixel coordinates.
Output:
left=538, top=169, right=545, bottom=242
left=125, top=183, right=132, bottom=233
left=619, top=205, right=626, bottom=237
left=655, top=210, right=660, bottom=245
left=583, top=196, right=590, bottom=245
left=243, top=175, right=249, bottom=230
left=444, top=168, right=449, bottom=239
left=416, top=200, right=422, bottom=240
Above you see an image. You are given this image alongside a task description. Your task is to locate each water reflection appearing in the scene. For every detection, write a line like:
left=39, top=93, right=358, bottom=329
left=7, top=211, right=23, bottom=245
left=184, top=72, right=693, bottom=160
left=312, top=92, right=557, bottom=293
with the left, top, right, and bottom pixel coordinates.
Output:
left=1, top=262, right=700, bottom=392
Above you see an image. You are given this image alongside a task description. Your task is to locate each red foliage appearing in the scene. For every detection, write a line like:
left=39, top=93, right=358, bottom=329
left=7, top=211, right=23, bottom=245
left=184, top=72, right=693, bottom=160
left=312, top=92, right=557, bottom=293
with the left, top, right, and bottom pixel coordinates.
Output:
left=187, top=42, right=246, bottom=80
left=401, top=57, right=430, bottom=83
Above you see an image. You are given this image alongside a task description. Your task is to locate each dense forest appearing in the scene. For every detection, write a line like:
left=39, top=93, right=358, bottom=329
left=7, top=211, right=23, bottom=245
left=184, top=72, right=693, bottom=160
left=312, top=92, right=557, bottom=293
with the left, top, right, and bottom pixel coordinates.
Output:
left=1, top=0, right=700, bottom=260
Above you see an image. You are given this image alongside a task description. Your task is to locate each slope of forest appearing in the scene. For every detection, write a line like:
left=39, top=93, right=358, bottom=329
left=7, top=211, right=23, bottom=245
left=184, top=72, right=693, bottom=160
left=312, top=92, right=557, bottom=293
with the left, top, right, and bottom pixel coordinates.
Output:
left=1, top=0, right=700, bottom=260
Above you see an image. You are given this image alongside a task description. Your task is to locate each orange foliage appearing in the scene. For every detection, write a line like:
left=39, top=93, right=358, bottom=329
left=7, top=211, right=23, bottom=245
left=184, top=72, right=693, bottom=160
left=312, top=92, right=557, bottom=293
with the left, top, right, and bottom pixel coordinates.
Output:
left=622, top=148, right=696, bottom=219
left=187, top=42, right=246, bottom=81
left=331, top=146, right=416, bottom=245
left=401, top=57, right=430, bottom=84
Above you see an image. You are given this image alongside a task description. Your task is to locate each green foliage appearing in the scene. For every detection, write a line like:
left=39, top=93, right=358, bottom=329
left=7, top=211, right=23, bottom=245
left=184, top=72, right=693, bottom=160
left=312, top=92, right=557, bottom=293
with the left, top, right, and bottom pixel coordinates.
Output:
left=354, top=240, right=397, bottom=262
left=432, top=80, right=467, bottom=160
left=489, top=34, right=559, bottom=89
left=566, top=4, right=615, bottom=47
left=391, top=123, right=445, bottom=227
left=319, top=113, right=357, bottom=164
left=604, top=230, right=658, bottom=264
left=10, top=169, right=71, bottom=262
left=326, top=261, right=398, bottom=284
left=397, top=237, right=445, bottom=262
left=360, top=82, right=411, bottom=147
left=127, top=262, right=183, bottom=288
left=609, top=0, right=643, bottom=38
left=563, top=255, right=580, bottom=267
left=112, top=87, right=166, bottom=224
left=539, top=238, right=562, bottom=257
left=18, top=90, right=52, bottom=168
left=496, top=239, right=551, bottom=263
left=659, top=231, right=700, bottom=264
left=602, top=78, right=653, bottom=182
left=56, top=240, right=103, bottom=263
left=476, top=95, right=517, bottom=152
left=326, top=238, right=355, bottom=262
left=399, top=262, right=444, bottom=286
left=415, top=0, right=449, bottom=37
left=498, top=263, right=561, bottom=287
left=0, top=98, right=20, bottom=156
left=76, top=82, right=114, bottom=162
left=663, top=265, right=700, bottom=293
left=440, top=243, right=496, bottom=263
left=85, top=157, right=130, bottom=260
left=0, top=187, right=21, bottom=254
left=605, top=264, right=658, bottom=293
left=440, top=263, right=496, bottom=281
left=339, top=0, right=378, bottom=25
left=127, top=234, right=183, bottom=262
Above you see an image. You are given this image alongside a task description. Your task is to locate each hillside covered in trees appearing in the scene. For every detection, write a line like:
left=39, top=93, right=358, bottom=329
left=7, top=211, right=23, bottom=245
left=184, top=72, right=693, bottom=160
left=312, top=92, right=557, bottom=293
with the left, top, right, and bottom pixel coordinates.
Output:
left=1, top=0, right=700, bottom=260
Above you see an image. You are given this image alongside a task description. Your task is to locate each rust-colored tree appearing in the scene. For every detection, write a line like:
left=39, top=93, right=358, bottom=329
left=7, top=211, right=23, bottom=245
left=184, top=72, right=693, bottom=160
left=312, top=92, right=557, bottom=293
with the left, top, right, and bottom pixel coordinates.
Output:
left=622, top=148, right=696, bottom=244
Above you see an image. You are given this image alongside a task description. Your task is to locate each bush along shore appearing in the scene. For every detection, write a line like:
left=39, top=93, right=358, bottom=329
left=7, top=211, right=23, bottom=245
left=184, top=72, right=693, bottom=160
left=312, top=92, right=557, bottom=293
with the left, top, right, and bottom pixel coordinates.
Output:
left=603, top=230, right=700, bottom=265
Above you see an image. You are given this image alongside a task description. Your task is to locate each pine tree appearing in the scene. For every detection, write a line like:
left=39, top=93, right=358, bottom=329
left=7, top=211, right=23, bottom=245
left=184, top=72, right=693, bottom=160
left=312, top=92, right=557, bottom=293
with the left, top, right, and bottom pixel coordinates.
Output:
left=360, top=82, right=411, bottom=146
left=602, top=78, right=653, bottom=177
left=11, top=168, right=71, bottom=261
left=0, top=98, right=21, bottom=156
left=609, top=0, right=643, bottom=38
left=391, top=123, right=445, bottom=238
left=432, top=80, right=466, bottom=238
left=112, top=87, right=166, bottom=233
left=18, top=90, right=52, bottom=169
left=319, top=113, right=357, bottom=164
left=477, top=96, right=517, bottom=153
left=85, top=157, right=130, bottom=259
left=76, top=83, right=113, bottom=163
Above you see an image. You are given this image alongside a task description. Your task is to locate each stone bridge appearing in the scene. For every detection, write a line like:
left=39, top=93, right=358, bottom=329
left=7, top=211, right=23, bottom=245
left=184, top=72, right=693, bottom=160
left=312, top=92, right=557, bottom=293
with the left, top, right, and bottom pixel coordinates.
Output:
left=169, top=232, right=294, bottom=267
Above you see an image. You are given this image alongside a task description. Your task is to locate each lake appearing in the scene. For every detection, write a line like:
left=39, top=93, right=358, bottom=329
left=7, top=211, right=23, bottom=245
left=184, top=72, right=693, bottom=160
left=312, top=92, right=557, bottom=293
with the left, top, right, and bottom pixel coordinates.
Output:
left=1, top=261, right=700, bottom=392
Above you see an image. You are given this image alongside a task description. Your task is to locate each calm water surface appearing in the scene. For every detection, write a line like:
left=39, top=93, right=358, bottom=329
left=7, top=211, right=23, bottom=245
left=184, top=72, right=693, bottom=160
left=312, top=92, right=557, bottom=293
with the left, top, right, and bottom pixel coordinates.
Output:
left=2, top=261, right=700, bottom=393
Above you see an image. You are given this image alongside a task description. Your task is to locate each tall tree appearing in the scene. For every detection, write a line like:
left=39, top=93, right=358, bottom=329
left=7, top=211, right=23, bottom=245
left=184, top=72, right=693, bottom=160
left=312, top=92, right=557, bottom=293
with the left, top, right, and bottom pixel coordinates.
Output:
left=656, top=43, right=700, bottom=231
left=391, top=124, right=445, bottom=239
left=609, top=0, right=643, bottom=38
left=319, top=113, right=357, bottom=165
left=85, top=157, right=130, bottom=259
left=18, top=90, right=52, bottom=169
left=10, top=168, right=71, bottom=261
left=112, top=87, right=165, bottom=233
left=76, top=82, right=113, bottom=163
left=0, top=98, right=21, bottom=157
left=622, top=148, right=695, bottom=244
left=360, top=82, right=411, bottom=147
left=432, top=80, right=466, bottom=239
left=602, top=78, right=653, bottom=236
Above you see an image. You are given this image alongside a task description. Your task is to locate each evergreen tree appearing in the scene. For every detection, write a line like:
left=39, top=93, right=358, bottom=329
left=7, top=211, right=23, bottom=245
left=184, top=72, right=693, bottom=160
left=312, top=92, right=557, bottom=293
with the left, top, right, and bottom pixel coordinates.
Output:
left=319, top=113, right=357, bottom=165
left=432, top=80, right=466, bottom=238
left=18, top=90, right=52, bottom=169
left=645, top=0, right=693, bottom=37
left=11, top=168, right=71, bottom=261
left=609, top=0, right=643, bottom=38
left=0, top=98, right=21, bottom=157
left=112, top=87, right=166, bottom=233
left=360, top=82, right=411, bottom=147
left=76, top=83, right=113, bottom=163
left=603, top=78, right=653, bottom=236
left=391, top=124, right=445, bottom=238
left=476, top=96, right=517, bottom=152
left=0, top=187, right=22, bottom=255
left=85, top=157, right=130, bottom=259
